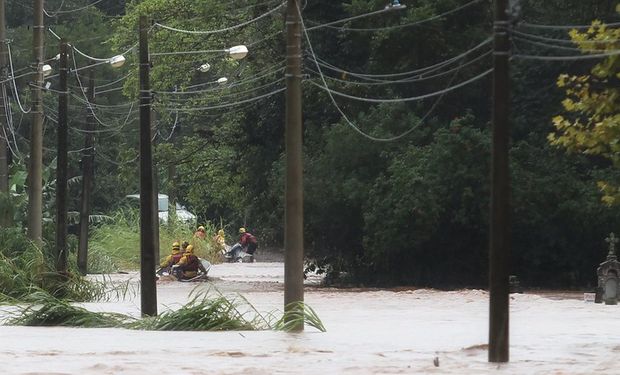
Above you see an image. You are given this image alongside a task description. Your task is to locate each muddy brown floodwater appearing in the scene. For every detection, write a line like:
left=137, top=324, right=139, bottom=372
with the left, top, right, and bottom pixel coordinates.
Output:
left=0, top=260, right=618, bottom=374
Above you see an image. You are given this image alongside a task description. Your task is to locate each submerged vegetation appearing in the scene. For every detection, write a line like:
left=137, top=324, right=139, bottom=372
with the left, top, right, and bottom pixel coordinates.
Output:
left=4, top=289, right=326, bottom=333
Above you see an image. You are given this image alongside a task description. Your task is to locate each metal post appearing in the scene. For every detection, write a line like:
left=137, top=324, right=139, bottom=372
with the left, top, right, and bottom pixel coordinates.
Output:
left=139, top=15, right=157, bottom=317
left=77, top=62, right=96, bottom=275
left=0, top=0, right=10, bottom=219
left=489, top=0, right=511, bottom=363
left=55, top=40, right=68, bottom=274
left=284, top=0, right=304, bottom=331
left=28, top=0, right=44, bottom=245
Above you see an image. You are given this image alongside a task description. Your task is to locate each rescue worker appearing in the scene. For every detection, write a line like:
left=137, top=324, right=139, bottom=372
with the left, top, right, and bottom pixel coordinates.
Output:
left=238, top=227, right=258, bottom=259
left=194, top=225, right=206, bottom=240
left=174, top=245, right=207, bottom=279
left=159, top=242, right=183, bottom=274
left=181, top=240, right=190, bottom=252
left=213, top=229, right=226, bottom=254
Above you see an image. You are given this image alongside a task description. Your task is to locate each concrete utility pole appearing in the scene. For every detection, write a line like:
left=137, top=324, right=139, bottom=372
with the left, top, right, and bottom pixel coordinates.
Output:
left=151, top=108, right=160, bottom=262
left=284, top=0, right=304, bottom=331
left=28, top=0, right=45, bottom=245
left=0, top=0, right=10, bottom=221
left=77, top=62, right=96, bottom=275
left=138, top=15, right=157, bottom=317
left=489, top=0, right=511, bottom=363
left=55, top=40, right=68, bottom=274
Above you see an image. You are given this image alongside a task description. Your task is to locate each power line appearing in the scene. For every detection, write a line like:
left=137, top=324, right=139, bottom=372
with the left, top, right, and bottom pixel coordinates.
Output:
left=513, top=49, right=620, bottom=61
left=306, top=49, right=492, bottom=86
left=511, top=29, right=620, bottom=45
left=300, top=5, right=486, bottom=142
left=518, top=20, right=620, bottom=31
left=154, top=2, right=285, bottom=35
left=44, top=0, right=105, bottom=16
left=6, top=42, right=31, bottom=114
left=513, top=36, right=619, bottom=54
left=306, top=0, right=483, bottom=32
left=306, top=37, right=492, bottom=81
left=49, top=27, right=138, bottom=62
left=161, top=87, right=285, bottom=112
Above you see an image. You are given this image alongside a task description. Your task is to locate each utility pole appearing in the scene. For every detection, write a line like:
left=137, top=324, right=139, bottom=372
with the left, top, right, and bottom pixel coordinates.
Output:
left=284, top=0, right=304, bottom=331
left=489, top=0, right=511, bottom=363
left=77, top=61, right=96, bottom=275
left=151, top=107, right=160, bottom=262
left=28, top=0, right=45, bottom=245
left=55, top=40, right=68, bottom=274
left=0, top=0, right=10, bottom=224
left=139, top=15, right=157, bottom=317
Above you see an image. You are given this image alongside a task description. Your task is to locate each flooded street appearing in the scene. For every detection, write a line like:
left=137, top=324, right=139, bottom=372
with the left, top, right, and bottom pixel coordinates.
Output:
left=1, top=261, right=618, bottom=374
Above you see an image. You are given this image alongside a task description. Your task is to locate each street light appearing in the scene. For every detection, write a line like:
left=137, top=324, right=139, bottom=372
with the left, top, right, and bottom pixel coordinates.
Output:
left=41, top=64, right=53, bottom=76
left=108, top=55, right=126, bottom=68
left=198, top=63, right=211, bottom=73
left=226, top=45, right=248, bottom=60
left=217, top=77, right=228, bottom=84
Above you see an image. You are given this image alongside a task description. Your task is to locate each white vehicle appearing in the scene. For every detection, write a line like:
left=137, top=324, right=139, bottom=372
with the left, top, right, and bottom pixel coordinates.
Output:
left=125, top=194, right=197, bottom=225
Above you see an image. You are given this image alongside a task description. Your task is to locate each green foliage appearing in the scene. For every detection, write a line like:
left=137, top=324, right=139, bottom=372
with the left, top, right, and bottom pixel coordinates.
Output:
left=549, top=14, right=620, bottom=204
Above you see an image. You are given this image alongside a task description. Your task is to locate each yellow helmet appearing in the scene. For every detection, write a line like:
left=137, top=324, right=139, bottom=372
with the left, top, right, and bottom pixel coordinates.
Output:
left=218, top=229, right=225, bottom=236
left=239, top=227, right=246, bottom=234
left=172, top=242, right=180, bottom=250
left=198, top=226, right=205, bottom=232
left=185, top=244, right=194, bottom=253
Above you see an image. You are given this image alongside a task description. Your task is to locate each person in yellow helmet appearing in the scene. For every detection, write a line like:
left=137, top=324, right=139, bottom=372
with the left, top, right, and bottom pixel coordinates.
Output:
left=194, top=225, right=206, bottom=240
left=174, top=244, right=207, bottom=279
left=226, top=227, right=258, bottom=262
left=212, top=229, right=227, bottom=254
left=158, top=242, right=183, bottom=275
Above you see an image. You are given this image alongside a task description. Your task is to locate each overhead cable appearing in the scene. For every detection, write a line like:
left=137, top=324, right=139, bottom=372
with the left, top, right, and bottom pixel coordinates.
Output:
left=154, top=2, right=285, bottom=35
left=307, top=37, right=491, bottom=81
left=513, top=36, right=620, bottom=54
left=6, top=43, right=31, bottom=114
left=44, top=0, right=105, bottom=16
left=162, top=87, right=285, bottom=112
left=306, top=0, right=483, bottom=32
left=306, top=49, right=492, bottom=86
left=513, top=49, right=620, bottom=61
left=300, top=5, right=485, bottom=142
left=518, top=20, right=620, bottom=30
left=49, top=27, right=138, bottom=62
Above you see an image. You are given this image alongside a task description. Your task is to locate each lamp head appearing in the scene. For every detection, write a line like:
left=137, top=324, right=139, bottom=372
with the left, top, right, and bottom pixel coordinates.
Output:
left=41, top=64, right=53, bottom=76
left=227, top=45, right=248, bottom=60
left=109, top=55, right=126, bottom=68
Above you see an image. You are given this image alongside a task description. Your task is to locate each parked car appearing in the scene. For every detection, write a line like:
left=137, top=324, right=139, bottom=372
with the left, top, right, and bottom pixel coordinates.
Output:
left=125, top=194, right=197, bottom=225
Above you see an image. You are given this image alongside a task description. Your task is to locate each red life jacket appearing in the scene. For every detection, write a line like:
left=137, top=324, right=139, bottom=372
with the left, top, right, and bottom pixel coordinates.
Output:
left=240, top=232, right=257, bottom=246
left=183, top=254, right=200, bottom=271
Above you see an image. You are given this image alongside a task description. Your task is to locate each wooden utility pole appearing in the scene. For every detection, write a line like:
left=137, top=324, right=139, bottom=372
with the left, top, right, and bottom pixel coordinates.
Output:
left=28, top=0, right=45, bottom=245
left=284, top=0, right=304, bottom=331
left=489, top=0, right=511, bottom=363
left=138, top=15, right=157, bottom=317
left=0, top=0, right=10, bottom=219
left=55, top=40, right=68, bottom=274
left=77, top=62, right=96, bottom=275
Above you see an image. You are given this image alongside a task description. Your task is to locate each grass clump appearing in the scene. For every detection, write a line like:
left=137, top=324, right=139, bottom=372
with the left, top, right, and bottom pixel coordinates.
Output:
left=6, top=294, right=128, bottom=327
left=5, top=289, right=326, bottom=332
left=0, top=227, right=135, bottom=304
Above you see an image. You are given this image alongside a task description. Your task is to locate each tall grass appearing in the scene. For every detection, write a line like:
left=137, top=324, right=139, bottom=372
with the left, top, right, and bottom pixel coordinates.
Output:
left=5, top=289, right=326, bottom=332
left=0, top=227, right=134, bottom=304
left=87, top=209, right=222, bottom=273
